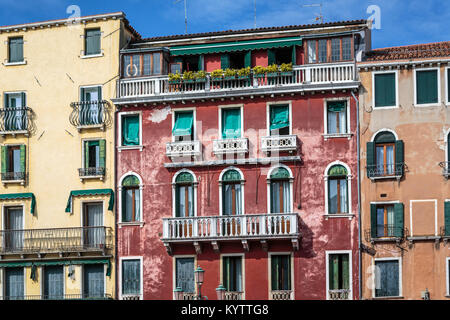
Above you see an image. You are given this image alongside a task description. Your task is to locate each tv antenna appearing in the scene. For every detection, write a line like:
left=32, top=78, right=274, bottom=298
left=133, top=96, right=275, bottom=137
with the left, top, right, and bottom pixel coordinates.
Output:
left=254, top=0, right=257, bottom=28
left=174, top=0, right=188, bottom=34
left=302, top=3, right=323, bottom=24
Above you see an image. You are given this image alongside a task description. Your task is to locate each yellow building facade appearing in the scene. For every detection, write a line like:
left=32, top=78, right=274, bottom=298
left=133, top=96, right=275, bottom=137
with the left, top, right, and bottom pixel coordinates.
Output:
left=0, top=12, right=139, bottom=300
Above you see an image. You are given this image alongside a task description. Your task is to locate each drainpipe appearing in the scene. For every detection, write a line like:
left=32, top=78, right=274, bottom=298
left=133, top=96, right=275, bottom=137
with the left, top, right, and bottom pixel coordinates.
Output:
left=351, top=90, right=362, bottom=300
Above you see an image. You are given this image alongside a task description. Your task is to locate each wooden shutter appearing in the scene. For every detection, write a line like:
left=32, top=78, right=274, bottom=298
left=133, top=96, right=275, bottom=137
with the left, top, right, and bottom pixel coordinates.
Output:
left=21, top=93, right=26, bottom=107
left=366, top=142, right=375, bottom=178
left=244, top=51, right=251, bottom=68
left=1, top=146, right=7, bottom=174
left=342, top=254, right=350, bottom=290
left=198, top=55, right=204, bottom=71
left=370, top=203, right=377, bottom=238
left=99, top=140, right=106, bottom=169
left=84, top=141, right=90, bottom=169
left=271, top=256, right=279, bottom=291
left=80, top=88, right=86, bottom=102
left=4, top=93, right=10, bottom=108
left=268, top=49, right=276, bottom=66
left=175, top=185, right=181, bottom=218
left=220, top=54, right=230, bottom=69
left=329, top=255, right=339, bottom=290
left=444, top=202, right=450, bottom=236
left=19, top=145, right=26, bottom=173
left=393, top=203, right=404, bottom=238
left=395, top=140, right=404, bottom=176
left=291, top=46, right=297, bottom=65
left=375, top=73, right=396, bottom=107
left=97, top=86, right=102, bottom=101
left=416, top=70, right=438, bottom=104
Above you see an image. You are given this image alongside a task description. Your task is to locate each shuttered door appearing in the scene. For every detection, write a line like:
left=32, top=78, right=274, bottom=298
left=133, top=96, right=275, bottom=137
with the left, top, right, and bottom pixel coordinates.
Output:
left=44, top=266, right=64, bottom=299
left=84, top=203, right=103, bottom=248
left=5, top=267, right=24, bottom=300
left=176, top=258, right=195, bottom=293
left=416, top=70, right=438, bottom=104
left=122, top=260, right=140, bottom=295
left=444, top=201, right=450, bottom=236
left=393, top=203, right=404, bottom=237
left=375, top=260, right=399, bottom=297
left=84, top=264, right=105, bottom=298
left=6, top=207, right=23, bottom=250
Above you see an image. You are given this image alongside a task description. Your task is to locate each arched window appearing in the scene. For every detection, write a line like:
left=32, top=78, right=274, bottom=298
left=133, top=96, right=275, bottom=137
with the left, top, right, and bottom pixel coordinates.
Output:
left=269, top=167, right=292, bottom=214
left=122, top=175, right=140, bottom=222
left=327, top=165, right=349, bottom=214
left=174, top=172, right=195, bottom=217
left=221, top=169, right=243, bottom=216
left=367, top=131, right=404, bottom=178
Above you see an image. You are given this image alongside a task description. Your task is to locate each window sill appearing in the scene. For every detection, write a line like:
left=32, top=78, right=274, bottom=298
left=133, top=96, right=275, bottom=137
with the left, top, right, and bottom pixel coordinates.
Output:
left=323, top=214, right=354, bottom=220
left=80, top=175, right=105, bottom=181
left=0, top=130, right=29, bottom=137
left=369, top=237, right=403, bottom=243
left=77, top=124, right=105, bottom=132
left=373, top=105, right=399, bottom=110
left=3, top=60, right=27, bottom=66
left=369, top=175, right=402, bottom=181
left=414, top=103, right=441, bottom=108
left=80, top=53, right=104, bottom=59
left=2, top=180, right=25, bottom=186
left=118, top=222, right=145, bottom=228
left=118, top=145, right=144, bottom=152
left=323, top=133, right=353, bottom=140
left=372, top=296, right=404, bottom=300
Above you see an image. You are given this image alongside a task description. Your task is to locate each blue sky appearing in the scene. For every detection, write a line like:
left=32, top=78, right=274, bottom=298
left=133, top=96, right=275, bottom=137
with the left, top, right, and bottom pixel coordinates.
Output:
left=0, top=0, right=448, bottom=49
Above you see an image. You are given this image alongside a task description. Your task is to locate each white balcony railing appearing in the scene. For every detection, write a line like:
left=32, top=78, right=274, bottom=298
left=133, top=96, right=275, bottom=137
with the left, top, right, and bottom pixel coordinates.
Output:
left=213, top=138, right=249, bottom=155
left=328, top=289, right=350, bottom=300
left=162, top=213, right=299, bottom=241
left=117, top=63, right=356, bottom=99
left=122, top=294, right=142, bottom=300
left=270, top=290, right=293, bottom=300
left=224, top=292, right=243, bottom=300
left=261, top=135, right=297, bottom=153
left=166, top=140, right=202, bottom=159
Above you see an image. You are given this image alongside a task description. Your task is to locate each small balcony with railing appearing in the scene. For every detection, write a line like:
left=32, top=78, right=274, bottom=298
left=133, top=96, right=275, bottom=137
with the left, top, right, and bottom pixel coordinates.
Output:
left=366, top=163, right=405, bottom=180
left=166, top=140, right=202, bottom=160
left=1, top=294, right=113, bottom=301
left=0, top=226, right=113, bottom=257
left=439, top=162, right=449, bottom=179
left=213, top=138, right=249, bottom=156
left=78, top=167, right=106, bottom=181
left=270, top=290, right=293, bottom=300
left=261, top=135, right=297, bottom=154
left=1, top=171, right=27, bottom=185
left=69, top=100, right=111, bottom=131
left=328, top=289, right=350, bottom=300
left=162, top=213, right=300, bottom=254
left=365, top=225, right=407, bottom=244
left=0, top=107, right=34, bottom=137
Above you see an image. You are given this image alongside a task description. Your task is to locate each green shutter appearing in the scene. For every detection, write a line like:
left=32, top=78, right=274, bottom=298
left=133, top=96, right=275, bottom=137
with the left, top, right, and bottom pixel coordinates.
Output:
left=371, top=204, right=377, bottom=238
left=21, top=93, right=26, bottom=107
left=4, top=93, right=10, bottom=108
left=395, top=140, right=404, bottom=176
left=1, top=146, right=7, bottom=174
left=222, top=108, right=241, bottom=139
left=198, top=55, right=204, bottom=71
left=122, top=115, right=140, bottom=146
left=175, top=186, right=180, bottom=218
left=291, top=46, right=297, bottom=65
left=20, top=145, right=26, bottom=173
left=84, top=141, right=90, bottom=169
left=172, top=112, right=193, bottom=136
left=342, top=255, right=350, bottom=290
left=99, top=140, right=106, bottom=169
left=416, top=70, right=438, bottom=105
left=329, top=255, right=339, bottom=290
left=366, top=142, right=375, bottom=178
left=374, top=73, right=396, bottom=107
left=444, top=202, right=450, bottom=236
left=268, top=49, right=276, bottom=66
left=97, top=86, right=102, bottom=101
left=244, top=51, right=251, bottom=68
left=221, top=54, right=230, bottom=69
left=80, top=88, right=86, bottom=102
left=85, top=29, right=101, bottom=55
left=9, top=37, right=23, bottom=63
left=393, top=203, right=404, bottom=238
left=271, top=256, right=279, bottom=291
left=223, top=257, right=230, bottom=291
left=270, top=105, right=289, bottom=131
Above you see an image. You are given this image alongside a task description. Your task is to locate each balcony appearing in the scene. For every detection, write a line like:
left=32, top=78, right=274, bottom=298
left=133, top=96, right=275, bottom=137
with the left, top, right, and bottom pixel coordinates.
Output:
left=261, top=135, right=297, bottom=154
left=0, top=107, right=34, bottom=137
left=166, top=140, right=202, bottom=160
left=213, top=138, right=249, bottom=156
left=439, top=162, right=449, bottom=178
left=224, top=292, right=243, bottom=300
left=364, top=225, right=407, bottom=243
left=270, top=290, right=293, bottom=300
left=328, top=289, right=350, bottom=300
left=366, top=163, right=405, bottom=180
left=69, top=100, right=111, bottom=131
left=115, top=63, right=357, bottom=103
left=162, top=213, right=300, bottom=254
left=78, top=167, right=106, bottom=181
left=122, top=294, right=142, bottom=300
left=1, top=172, right=26, bottom=185
left=0, top=226, right=113, bottom=256
left=1, top=294, right=112, bottom=301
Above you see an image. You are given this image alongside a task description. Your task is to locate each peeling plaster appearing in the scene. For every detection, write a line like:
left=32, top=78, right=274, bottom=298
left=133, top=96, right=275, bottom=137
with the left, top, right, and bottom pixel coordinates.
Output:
left=148, top=106, right=171, bottom=123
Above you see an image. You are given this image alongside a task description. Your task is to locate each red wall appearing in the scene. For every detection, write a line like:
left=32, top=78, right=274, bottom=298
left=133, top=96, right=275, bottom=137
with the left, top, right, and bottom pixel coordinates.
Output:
left=116, top=92, right=359, bottom=300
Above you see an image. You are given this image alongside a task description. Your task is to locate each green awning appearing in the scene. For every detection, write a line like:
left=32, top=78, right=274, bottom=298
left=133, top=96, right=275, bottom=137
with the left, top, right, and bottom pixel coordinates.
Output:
left=170, top=36, right=302, bottom=56
left=0, top=193, right=36, bottom=215
left=0, top=259, right=110, bottom=268
left=172, top=111, right=193, bottom=137
left=65, top=189, right=114, bottom=213
left=270, top=105, right=289, bottom=131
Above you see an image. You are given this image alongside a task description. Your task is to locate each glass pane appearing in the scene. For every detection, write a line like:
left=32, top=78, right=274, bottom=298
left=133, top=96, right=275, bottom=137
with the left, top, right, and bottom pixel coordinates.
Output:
left=386, top=145, right=394, bottom=174
left=376, top=146, right=384, bottom=174
left=271, top=182, right=280, bottom=213
left=327, top=110, right=337, bottom=134
left=153, top=53, right=161, bottom=74
left=318, top=39, right=327, bottom=63
left=375, top=261, right=399, bottom=297
left=342, top=37, right=352, bottom=60
left=12, top=148, right=21, bottom=173
left=339, top=179, right=348, bottom=213
left=308, top=40, right=317, bottom=63
left=143, top=54, right=151, bottom=76
left=331, top=38, right=341, bottom=61
left=134, top=189, right=140, bottom=221
left=124, top=56, right=132, bottom=77
left=132, top=55, right=142, bottom=77
left=328, top=179, right=338, bottom=214
left=124, top=189, right=134, bottom=222
left=223, top=184, right=233, bottom=215
left=377, top=207, right=385, bottom=237
left=339, top=110, right=347, bottom=133
left=235, top=184, right=242, bottom=215
left=387, top=205, right=395, bottom=236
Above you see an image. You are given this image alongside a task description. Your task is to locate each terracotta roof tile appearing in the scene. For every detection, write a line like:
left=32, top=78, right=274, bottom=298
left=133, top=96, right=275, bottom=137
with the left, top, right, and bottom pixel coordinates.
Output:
left=366, top=41, right=450, bottom=61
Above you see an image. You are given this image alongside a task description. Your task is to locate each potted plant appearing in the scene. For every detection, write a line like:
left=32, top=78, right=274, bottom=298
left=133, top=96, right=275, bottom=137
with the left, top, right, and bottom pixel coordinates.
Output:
left=237, top=67, right=251, bottom=79
left=210, top=69, right=224, bottom=80
left=252, top=65, right=267, bottom=79
left=183, top=71, right=196, bottom=83
left=224, top=68, right=238, bottom=80
left=280, top=63, right=293, bottom=76
left=195, top=70, right=207, bottom=83
left=168, top=72, right=182, bottom=84
left=267, top=64, right=280, bottom=78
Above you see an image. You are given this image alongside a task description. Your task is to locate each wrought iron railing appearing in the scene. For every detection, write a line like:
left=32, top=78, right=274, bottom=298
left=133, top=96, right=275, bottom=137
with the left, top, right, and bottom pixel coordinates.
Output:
left=439, top=162, right=449, bottom=177
left=69, top=100, right=112, bottom=128
left=0, top=226, right=113, bottom=254
left=1, top=172, right=26, bottom=182
left=328, top=289, right=350, bottom=300
left=270, top=290, right=293, bottom=300
left=0, top=107, right=33, bottom=134
left=365, top=225, right=407, bottom=242
left=78, top=167, right=106, bottom=177
left=1, top=294, right=113, bottom=300
left=224, top=291, right=243, bottom=300
left=366, top=163, right=405, bottom=178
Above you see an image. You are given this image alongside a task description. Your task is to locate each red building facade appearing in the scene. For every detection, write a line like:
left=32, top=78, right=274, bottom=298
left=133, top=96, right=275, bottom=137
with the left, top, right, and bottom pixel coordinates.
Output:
left=113, top=20, right=371, bottom=300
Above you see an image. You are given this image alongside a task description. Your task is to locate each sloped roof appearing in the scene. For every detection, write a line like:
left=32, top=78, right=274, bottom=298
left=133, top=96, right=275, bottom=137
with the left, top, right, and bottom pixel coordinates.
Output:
left=366, top=41, right=450, bottom=61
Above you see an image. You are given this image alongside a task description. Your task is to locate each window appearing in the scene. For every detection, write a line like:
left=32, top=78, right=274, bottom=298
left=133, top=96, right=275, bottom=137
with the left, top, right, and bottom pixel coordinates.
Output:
left=222, top=169, right=243, bottom=216
left=307, top=37, right=353, bottom=64
left=271, top=255, right=291, bottom=291
left=374, top=260, right=400, bottom=298
left=269, top=167, right=291, bottom=214
left=83, top=202, right=104, bottom=248
left=318, top=39, right=327, bottom=63
left=269, top=104, right=290, bottom=136
left=4, top=207, right=23, bottom=250
left=220, top=52, right=251, bottom=70
left=123, top=52, right=164, bottom=77
left=326, top=101, right=348, bottom=134
left=121, top=114, right=140, bottom=146
left=85, top=29, right=101, bottom=56
left=3, top=92, right=27, bottom=131
left=83, top=264, right=105, bottom=299
left=1, top=145, right=26, bottom=181
left=308, top=40, right=317, bottom=63
left=327, top=165, right=348, bottom=214
left=223, top=256, right=243, bottom=293
left=8, top=37, right=24, bottom=63
left=121, top=175, right=141, bottom=223
left=4, top=267, right=24, bottom=300
left=43, top=266, right=64, bottom=300
left=367, top=131, right=404, bottom=178
left=80, top=86, right=103, bottom=126
left=221, top=108, right=242, bottom=139
left=268, top=47, right=296, bottom=66
left=173, top=111, right=194, bottom=142
left=445, top=201, right=450, bottom=237
left=175, top=172, right=195, bottom=217
left=415, top=69, right=439, bottom=105
left=122, top=259, right=141, bottom=298
left=175, top=258, right=195, bottom=294
left=374, top=72, right=397, bottom=108
left=83, top=140, right=106, bottom=174
left=328, top=253, right=350, bottom=298
left=370, top=203, right=404, bottom=238
left=447, top=68, right=450, bottom=104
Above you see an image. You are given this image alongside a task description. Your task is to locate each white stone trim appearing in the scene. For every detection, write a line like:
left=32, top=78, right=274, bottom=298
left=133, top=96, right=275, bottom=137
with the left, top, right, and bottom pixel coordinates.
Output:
left=118, top=256, right=143, bottom=300
left=325, top=250, right=353, bottom=300
left=118, top=171, right=144, bottom=225
left=371, top=70, right=399, bottom=109
left=413, top=67, right=441, bottom=108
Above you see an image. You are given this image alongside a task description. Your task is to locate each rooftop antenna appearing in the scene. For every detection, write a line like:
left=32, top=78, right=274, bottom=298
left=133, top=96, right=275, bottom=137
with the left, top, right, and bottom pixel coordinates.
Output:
left=254, top=0, right=257, bottom=28
left=174, top=0, right=188, bottom=34
left=302, top=3, right=323, bottom=24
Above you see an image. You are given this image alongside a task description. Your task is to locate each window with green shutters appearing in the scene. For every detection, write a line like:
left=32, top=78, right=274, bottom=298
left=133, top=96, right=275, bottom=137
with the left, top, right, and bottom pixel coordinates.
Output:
left=367, top=131, right=404, bottom=178
left=173, top=111, right=194, bottom=141
left=271, top=255, right=291, bottom=291
left=328, top=254, right=350, bottom=292
left=85, top=28, right=101, bottom=56
left=84, top=140, right=105, bottom=169
left=222, top=256, right=243, bottom=292
left=374, top=72, right=397, bottom=107
left=444, top=201, right=450, bottom=237
left=269, top=105, right=290, bottom=136
left=416, top=69, right=439, bottom=105
left=447, top=68, right=450, bottom=104
left=122, top=114, right=140, bottom=146
left=221, top=108, right=241, bottom=139
left=370, top=203, right=404, bottom=239
left=1, top=145, right=26, bottom=181
left=8, top=37, right=24, bottom=63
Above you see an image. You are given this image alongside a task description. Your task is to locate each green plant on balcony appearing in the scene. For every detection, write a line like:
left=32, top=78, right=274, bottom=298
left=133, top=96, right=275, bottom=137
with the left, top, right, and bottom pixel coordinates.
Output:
left=252, top=65, right=267, bottom=78
left=237, top=67, right=251, bottom=79
left=280, top=63, right=293, bottom=76
left=183, top=71, right=196, bottom=83
left=210, top=69, right=224, bottom=79
left=267, top=64, right=280, bottom=76
left=168, top=72, right=182, bottom=83
left=195, top=70, right=208, bottom=82
left=223, top=68, right=238, bottom=80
